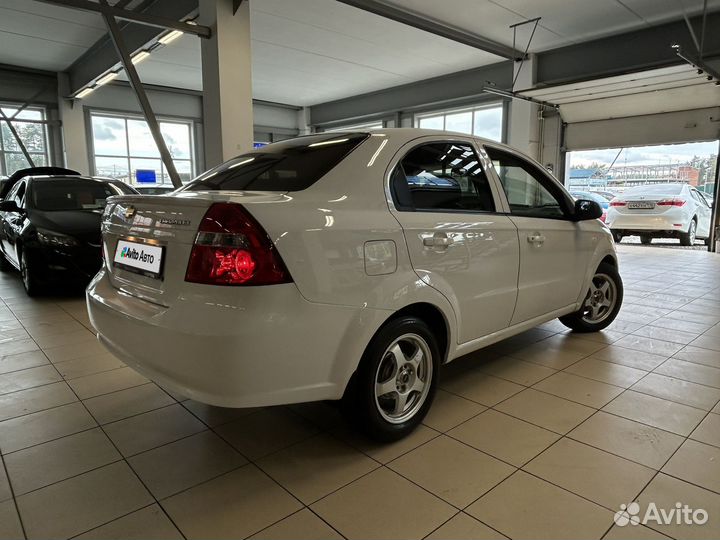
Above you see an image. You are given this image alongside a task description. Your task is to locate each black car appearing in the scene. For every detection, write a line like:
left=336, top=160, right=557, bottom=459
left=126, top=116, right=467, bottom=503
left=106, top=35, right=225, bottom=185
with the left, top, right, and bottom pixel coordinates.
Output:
left=0, top=175, right=138, bottom=295
left=0, top=166, right=81, bottom=199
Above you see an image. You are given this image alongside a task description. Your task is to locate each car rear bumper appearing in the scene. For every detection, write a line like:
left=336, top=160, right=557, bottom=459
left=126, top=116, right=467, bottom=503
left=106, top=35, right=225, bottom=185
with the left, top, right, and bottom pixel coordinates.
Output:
left=86, top=269, right=387, bottom=407
left=606, top=212, right=688, bottom=233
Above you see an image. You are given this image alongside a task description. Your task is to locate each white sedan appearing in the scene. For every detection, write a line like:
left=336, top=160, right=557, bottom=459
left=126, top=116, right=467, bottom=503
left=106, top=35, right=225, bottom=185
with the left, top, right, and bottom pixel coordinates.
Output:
left=86, top=129, right=621, bottom=440
left=606, top=183, right=712, bottom=245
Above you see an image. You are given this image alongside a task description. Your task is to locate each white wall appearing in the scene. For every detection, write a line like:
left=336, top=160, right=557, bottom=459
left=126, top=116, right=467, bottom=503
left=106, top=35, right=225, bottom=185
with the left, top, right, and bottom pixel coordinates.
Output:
left=565, top=107, right=720, bottom=150
left=81, top=84, right=203, bottom=119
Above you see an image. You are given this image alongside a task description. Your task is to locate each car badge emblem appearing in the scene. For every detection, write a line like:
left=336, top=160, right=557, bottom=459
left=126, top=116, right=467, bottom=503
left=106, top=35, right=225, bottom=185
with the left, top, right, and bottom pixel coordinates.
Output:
left=124, top=206, right=136, bottom=220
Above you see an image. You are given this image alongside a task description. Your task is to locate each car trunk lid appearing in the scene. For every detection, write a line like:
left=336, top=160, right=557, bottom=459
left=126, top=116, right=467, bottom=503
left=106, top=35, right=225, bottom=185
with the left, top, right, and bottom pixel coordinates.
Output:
left=102, top=191, right=287, bottom=306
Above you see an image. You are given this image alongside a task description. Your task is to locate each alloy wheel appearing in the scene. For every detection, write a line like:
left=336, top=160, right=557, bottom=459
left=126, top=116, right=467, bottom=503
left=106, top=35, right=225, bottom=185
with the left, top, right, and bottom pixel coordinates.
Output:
left=374, top=333, right=433, bottom=424
left=581, top=272, right=617, bottom=324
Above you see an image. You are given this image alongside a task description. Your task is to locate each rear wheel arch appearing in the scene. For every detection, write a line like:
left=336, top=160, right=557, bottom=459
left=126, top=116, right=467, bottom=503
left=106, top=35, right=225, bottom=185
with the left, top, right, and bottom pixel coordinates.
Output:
left=600, top=254, right=617, bottom=269
left=341, top=301, right=450, bottom=399
left=387, top=302, right=450, bottom=364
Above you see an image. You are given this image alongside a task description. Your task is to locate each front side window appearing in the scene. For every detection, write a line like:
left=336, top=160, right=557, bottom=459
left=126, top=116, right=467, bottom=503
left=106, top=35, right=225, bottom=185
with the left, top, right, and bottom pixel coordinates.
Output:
left=5, top=179, right=24, bottom=206
left=486, top=147, right=567, bottom=219
left=392, top=142, right=495, bottom=212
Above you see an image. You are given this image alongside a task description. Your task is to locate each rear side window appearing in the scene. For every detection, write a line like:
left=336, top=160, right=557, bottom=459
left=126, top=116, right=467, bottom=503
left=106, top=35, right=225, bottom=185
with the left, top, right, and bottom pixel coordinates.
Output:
left=31, top=180, right=119, bottom=211
left=392, top=142, right=495, bottom=212
left=184, top=133, right=369, bottom=192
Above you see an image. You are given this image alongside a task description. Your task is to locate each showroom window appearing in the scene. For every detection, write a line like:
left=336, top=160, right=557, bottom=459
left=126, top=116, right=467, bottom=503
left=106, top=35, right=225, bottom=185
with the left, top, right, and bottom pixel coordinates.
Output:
left=90, top=112, right=195, bottom=185
left=0, top=104, right=50, bottom=175
left=416, top=104, right=503, bottom=142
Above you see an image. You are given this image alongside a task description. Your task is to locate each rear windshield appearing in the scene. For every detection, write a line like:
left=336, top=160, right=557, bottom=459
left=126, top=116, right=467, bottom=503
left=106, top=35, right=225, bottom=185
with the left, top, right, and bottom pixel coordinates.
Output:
left=31, top=179, right=125, bottom=211
left=182, top=133, right=370, bottom=192
left=624, top=184, right=683, bottom=196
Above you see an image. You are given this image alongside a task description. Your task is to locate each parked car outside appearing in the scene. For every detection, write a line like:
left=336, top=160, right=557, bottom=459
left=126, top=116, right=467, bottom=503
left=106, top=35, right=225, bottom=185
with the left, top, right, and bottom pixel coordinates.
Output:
left=571, top=190, right=609, bottom=222
left=606, top=183, right=712, bottom=245
left=0, top=175, right=138, bottom=295
left=87, top=129, right=621, bottom=440
left=590, top=190, right=615, bottom=200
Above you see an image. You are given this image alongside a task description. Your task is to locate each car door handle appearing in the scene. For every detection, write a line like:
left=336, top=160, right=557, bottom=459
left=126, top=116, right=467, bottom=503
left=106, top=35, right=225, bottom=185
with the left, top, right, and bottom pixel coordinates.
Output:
left=527, top=234, right=546, bottom=244
left=422, top=233, right=454, bottom=247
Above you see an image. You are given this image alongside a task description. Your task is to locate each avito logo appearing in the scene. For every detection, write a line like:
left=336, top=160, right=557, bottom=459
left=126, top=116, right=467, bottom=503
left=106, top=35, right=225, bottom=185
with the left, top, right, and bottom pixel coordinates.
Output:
left=614, top=502, right=708, bottom=527
left=120, top=246, right=154, bottom=264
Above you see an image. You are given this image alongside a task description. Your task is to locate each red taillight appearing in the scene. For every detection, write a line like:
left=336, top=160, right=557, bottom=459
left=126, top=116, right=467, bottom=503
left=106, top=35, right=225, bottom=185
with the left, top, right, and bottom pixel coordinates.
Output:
left=657, top=199, right=686, bottom=207
left=610, top=201, right=626, bottom=207
left=185, top=203, right=291, bottom=286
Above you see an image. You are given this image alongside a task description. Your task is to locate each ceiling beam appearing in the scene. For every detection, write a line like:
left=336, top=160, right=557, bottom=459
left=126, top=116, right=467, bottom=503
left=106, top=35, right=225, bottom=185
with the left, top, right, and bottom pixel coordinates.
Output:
left=32, top=0, right=210, bottom=38
left=64, top=0, right=199, bottom=95
left=535, top=10, right=720, bottom=87
left=336, top=0, right=518, bottom=60
left=310, top=61, right=512, bottom=126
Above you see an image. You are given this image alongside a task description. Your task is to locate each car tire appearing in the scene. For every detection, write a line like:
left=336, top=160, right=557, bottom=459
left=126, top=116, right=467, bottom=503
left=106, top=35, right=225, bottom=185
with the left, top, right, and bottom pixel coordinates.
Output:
left=20, top=250, right=41, bottom=297
left=612, top=231, right=623, bottom=243
left=680, top=219, right=697, bottom=247
left=559, top=262, right=623, bottom=333
left=640, top=235, right=652, bottom=245
left=342, top=316, right=439, bottom=441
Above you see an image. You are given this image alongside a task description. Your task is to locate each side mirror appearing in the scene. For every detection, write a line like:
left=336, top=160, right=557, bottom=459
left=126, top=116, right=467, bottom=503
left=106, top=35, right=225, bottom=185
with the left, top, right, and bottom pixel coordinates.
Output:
left=573, top=199, right=603, bottom=221
left=0, top=200, right=20, bottom=213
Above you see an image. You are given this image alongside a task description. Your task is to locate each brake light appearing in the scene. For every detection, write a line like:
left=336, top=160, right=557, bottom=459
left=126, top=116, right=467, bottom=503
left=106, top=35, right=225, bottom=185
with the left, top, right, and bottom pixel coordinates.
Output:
left=185, top=203, right=291, bottom=286
left=610, top=201, right=626, bottom=207
left=657, top=199, right=686, bottom=206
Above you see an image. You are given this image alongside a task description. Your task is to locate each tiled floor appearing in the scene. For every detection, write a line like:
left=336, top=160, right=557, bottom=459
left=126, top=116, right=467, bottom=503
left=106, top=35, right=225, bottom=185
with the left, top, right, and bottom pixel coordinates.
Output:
left=0, top=245, right=719, bottom=540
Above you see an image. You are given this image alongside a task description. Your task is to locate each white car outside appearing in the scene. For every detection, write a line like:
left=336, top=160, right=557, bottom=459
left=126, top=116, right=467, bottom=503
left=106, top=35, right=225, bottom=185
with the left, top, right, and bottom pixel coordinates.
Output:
left=86, top=129, right=621, bottom=440
left=606, top=183, right=712, bottom=245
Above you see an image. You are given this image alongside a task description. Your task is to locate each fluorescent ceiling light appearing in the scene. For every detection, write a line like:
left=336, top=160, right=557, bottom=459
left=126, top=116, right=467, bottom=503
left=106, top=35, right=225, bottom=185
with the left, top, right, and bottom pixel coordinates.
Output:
left=309, top=138, right=349, bottom=147
left=75, top=87, right=95, bottom=99
left=159, top=30, right=183, bottom=45
left=131, top=51, right=150, bottom=65
left=96, top=72, right=118, bottom=86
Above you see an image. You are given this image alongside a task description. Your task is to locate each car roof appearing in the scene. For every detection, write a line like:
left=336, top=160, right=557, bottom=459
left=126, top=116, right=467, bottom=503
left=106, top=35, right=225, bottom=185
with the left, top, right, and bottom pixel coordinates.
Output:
left=321, top=127, right=508, bottom=148
left=1, top=166, right=81, bottom=198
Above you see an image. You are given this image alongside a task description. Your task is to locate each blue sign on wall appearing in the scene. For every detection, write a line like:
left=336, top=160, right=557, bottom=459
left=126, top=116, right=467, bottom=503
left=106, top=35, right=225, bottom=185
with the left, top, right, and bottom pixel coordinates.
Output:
left=253, top=142, right=268, bottom=149
left=136, top=169, right=157, bottom=183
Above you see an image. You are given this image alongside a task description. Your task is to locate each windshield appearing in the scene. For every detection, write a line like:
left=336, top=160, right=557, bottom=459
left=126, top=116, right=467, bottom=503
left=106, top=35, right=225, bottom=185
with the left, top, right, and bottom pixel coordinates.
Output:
left=624, top=184, right=683, bottom=196
left=182, top=133, right=370, bottom=192
left=31, top=179, right=123, bottom=211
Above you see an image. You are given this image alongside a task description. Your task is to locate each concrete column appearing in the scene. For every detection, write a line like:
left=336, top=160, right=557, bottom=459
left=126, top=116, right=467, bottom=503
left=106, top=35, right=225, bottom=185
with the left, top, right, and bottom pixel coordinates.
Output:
left=199, top=0, right=254, bottom=167
left=57, top=73, right=90, bottom=174
left=507, top=54, right=540, bottom=160
left=297, top=107, right=312, bottom=135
